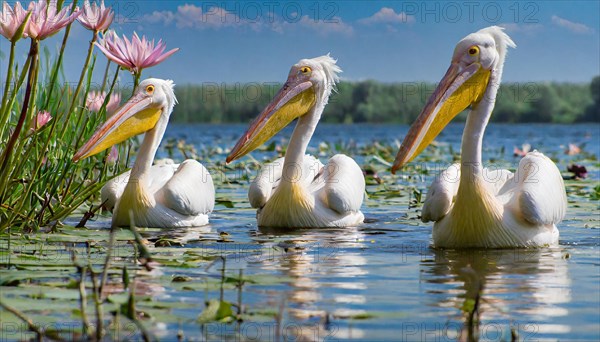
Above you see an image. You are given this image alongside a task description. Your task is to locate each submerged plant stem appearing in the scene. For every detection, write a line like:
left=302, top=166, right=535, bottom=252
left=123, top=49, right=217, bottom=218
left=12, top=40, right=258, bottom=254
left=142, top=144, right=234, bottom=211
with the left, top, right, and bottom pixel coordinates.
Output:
left=78, top=264, right=92, bottom=337
left=89, top=264, right=105, bottom=341
left=0, top=299, right=66, bottom=342
left=99, top=226, right=117, bottom=297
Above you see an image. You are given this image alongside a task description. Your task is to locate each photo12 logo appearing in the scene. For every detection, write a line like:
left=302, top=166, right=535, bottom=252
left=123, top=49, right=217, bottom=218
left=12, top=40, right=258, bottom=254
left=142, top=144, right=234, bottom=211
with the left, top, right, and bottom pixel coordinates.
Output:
left=196, top=1, right=341, bottom=23
left=107, top=1, right=541, bottom=26
left=396, top=1, right=540, bottom=24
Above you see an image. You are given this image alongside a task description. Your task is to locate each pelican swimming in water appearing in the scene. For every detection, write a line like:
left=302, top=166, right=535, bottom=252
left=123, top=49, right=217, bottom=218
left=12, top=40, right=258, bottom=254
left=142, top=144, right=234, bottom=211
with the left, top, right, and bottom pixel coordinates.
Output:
left=227, top=55, right=365, bottom=228
left=392, top=26, right=566, bottom=248
left=74, top=79, right=214, bottom=228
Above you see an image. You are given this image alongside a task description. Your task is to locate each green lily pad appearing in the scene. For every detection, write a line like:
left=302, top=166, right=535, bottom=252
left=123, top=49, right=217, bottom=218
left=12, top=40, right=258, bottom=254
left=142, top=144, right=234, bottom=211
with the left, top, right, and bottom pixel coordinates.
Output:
left=198, top=299, right=234, bottom=323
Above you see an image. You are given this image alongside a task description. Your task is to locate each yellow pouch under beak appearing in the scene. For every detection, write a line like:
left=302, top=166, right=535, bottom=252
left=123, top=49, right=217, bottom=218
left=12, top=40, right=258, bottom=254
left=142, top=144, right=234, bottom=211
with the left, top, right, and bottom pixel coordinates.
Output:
left=227, top=86, right=316, bottom=162
left=393, top=64, right=490, bottom=171
left=74, top=105, right=162, bottom=161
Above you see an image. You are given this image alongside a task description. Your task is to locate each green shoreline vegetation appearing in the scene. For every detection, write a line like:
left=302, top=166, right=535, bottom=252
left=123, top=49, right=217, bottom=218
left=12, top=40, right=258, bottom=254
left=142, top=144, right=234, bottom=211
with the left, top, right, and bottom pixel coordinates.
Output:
left=173, top=76, right=600, bottom=124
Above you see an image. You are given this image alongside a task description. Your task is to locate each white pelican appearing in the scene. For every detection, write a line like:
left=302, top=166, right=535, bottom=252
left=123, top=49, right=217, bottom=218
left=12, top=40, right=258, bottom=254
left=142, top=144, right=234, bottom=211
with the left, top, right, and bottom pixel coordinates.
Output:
left=74, top=79, right=214, bottom=228
left=226, top=55, right=365, bottom=228
left=392, top=26, right=566, bottom=248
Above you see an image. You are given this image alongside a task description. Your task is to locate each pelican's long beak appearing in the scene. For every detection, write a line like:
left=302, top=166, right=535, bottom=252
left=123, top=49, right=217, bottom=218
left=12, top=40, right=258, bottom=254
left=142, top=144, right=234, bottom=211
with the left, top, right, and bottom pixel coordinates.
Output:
left=391, top=62, right=490, bottom=173
left=226, top=78, right=316, bottom=163
left=73, top=93, right=162, bottom=161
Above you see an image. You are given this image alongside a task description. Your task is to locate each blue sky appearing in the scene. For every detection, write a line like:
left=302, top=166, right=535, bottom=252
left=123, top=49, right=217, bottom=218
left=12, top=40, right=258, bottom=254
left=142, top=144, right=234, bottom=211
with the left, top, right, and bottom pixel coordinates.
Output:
left=2, top=1, right=599, bottom=84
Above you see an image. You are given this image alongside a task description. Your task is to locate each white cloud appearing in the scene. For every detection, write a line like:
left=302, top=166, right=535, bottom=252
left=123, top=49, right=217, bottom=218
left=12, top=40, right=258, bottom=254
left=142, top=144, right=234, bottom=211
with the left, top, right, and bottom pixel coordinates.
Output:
left=358, top=7, right=415, bottom=25
left=296, top=15, right=354, bottom=36
left=141, top=4, right=353, bottom=36
left=142, top=5, right=258, bottom=31
left=142, top=10, right=174, bottom=26
left=267, top=15, right=354, bottom=36
left=551, top=15, right=593, bottom=34
left=500, top=23, right=543, bottom=34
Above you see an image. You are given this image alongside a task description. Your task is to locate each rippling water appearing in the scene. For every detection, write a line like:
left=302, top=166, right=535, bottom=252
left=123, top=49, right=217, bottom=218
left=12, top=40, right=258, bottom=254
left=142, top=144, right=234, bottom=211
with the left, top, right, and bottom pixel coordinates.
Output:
left=94, top=123, right=599, bottom=340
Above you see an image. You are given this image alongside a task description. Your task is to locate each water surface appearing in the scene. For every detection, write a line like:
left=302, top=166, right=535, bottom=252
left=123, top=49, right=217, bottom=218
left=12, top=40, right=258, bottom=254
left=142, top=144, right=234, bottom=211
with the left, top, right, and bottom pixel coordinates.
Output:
left=18, top=123, right=599, bottom=341
left=144, top=123, right=598, bottom=340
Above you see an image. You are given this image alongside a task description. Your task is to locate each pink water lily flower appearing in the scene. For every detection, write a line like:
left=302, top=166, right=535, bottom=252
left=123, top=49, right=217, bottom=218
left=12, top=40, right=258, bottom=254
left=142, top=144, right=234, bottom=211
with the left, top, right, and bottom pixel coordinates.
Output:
left=565, top=143, right=581, bottom=156
left=77, top=0, right=113, bottom=32
left=513, top=143, right=531, bottom=158
left=95, top=31, right=179, bottom=75
left=0, top=1, right=30, bottom=42
left=27, top=0, right=79, bottom=40
left=30, top=110, right=52, bottom=131
left=86, top=90, right=121, bottom=115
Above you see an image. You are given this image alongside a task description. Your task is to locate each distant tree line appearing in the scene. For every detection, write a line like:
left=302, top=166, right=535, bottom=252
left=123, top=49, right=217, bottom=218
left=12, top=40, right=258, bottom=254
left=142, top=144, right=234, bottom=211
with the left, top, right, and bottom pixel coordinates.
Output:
left=172, top=76, right=600, bottom=124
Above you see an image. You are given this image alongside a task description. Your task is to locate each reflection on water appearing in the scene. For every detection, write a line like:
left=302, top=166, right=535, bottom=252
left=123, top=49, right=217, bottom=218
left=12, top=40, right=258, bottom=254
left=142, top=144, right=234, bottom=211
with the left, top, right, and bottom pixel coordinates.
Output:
left=253, top=227, right=368, bottom=339
left=133, top=219, right=592, bottom=341
left=160, top=225, right=213, bottom=244
left=62, top=124, right=598, bottom=341
left=421, top=248, right=571, bottom=340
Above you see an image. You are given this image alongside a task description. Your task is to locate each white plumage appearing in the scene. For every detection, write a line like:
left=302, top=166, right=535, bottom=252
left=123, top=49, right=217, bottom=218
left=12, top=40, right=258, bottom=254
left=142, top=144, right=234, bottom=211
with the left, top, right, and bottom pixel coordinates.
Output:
left=75, top=79, right=214, bottom=228
left=249, top=154, right=365, bottom=227
left=393, top=27, right=566, bottom=248
left=228, top=55, right=365, bottom=228
left=426, top=152, right=566, bottom=248
left=103, top=160, right=214, bottom=228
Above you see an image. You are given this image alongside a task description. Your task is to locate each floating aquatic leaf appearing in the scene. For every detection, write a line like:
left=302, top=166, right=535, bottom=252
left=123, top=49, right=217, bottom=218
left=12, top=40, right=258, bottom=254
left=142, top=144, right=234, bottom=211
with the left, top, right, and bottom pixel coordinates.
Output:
left=171, top=275, right=192, bottom=282
left=197, top=299, right=234, bottom=323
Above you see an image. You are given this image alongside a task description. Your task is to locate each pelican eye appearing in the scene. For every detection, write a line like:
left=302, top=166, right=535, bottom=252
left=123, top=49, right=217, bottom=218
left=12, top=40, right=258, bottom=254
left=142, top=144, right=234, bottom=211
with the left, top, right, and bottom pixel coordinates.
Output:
left=146, top=85, right=155, bottom=94
left=468, top=46, right=479, bottom=56
left=300, top=66, right=312, bottom=74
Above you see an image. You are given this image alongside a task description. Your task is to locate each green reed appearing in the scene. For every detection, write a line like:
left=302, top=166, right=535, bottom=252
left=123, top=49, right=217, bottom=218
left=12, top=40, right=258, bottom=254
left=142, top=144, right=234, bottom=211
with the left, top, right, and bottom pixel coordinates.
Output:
left=0, top=2, right=130, bottom=232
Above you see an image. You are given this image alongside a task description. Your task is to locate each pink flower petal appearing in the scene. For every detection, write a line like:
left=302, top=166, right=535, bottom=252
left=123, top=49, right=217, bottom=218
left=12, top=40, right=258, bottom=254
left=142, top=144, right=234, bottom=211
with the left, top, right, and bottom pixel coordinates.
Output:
left=94, top=30, right=179, bottom=74
left=26, top=0, right=80, bottom=40
left=0, top=1, right=31, bottom=40
left=77, top=0, right=113, bottom=32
